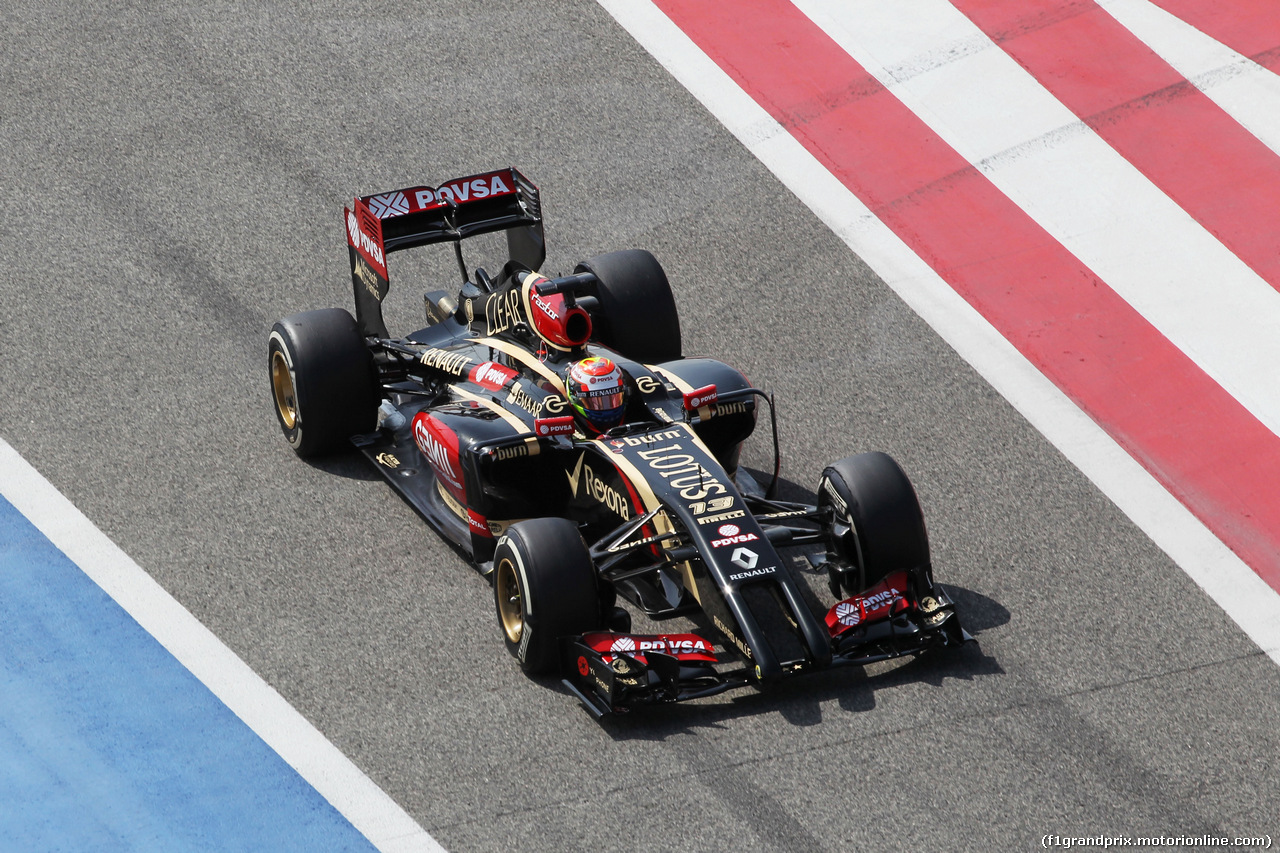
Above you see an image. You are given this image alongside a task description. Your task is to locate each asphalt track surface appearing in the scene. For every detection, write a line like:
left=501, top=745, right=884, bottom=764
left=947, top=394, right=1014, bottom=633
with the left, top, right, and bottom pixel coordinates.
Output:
left=2, top=2, right=1278, bottom=851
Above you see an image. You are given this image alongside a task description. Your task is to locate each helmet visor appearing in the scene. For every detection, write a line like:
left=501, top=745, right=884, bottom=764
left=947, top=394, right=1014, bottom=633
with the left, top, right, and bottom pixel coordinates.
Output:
left=582, top=386, right=625, bottom=412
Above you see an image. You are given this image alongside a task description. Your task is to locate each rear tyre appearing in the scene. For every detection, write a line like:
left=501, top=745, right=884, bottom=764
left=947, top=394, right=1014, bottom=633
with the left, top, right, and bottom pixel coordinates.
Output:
left=492, top=518, right=601, bottom=675
left=575, top=249, right=681, bottom=363
left=268, top=308, right=377, bottom=457
left=818, top=452, right=931, bottom=597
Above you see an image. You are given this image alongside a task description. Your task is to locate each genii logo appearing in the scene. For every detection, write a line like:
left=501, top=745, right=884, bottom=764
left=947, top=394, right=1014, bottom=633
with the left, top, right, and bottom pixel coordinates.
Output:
left=412, top=413, right=464, bottom=498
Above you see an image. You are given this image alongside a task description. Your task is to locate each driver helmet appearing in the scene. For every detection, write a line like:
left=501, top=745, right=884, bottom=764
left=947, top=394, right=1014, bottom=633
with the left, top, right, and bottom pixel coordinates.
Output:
left=567, top=356, right=628, bottom=433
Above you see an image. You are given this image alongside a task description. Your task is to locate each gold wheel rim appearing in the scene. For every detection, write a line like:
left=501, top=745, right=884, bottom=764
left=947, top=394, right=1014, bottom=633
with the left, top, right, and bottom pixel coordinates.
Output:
left=495, top=557, right=524, bottom=644
left=271, top=350, right=298, bottom=430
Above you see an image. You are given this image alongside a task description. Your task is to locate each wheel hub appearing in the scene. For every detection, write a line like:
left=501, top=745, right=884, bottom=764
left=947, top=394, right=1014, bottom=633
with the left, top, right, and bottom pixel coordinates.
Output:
left=271, top=350, right=298, bottom=430
left=495, top=558, right=524, bottom=644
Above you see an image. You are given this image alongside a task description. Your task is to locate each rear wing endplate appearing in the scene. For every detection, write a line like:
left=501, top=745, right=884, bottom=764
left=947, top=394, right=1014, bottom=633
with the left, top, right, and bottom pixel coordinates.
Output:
left=344, top=166, right=545, bottom=338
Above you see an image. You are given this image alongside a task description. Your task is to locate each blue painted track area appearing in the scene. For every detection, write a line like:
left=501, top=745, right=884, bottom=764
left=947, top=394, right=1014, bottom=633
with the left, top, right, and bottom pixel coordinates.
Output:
left=0, top=496, right=378, bottom=852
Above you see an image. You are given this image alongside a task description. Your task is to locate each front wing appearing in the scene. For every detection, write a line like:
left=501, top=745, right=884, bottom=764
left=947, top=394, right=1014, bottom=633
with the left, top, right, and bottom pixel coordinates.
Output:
left=560, top=578, right=971, bottom=717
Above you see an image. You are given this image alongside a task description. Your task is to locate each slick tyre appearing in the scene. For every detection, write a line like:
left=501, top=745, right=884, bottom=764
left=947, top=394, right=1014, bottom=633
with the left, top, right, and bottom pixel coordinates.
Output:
left=268, top=308, right=377, bottom=457
left=575, top=249, right=681, bottom=363
left=818, top=452, right=931, bottom=596
left=493, top=518, right=601, bottom=676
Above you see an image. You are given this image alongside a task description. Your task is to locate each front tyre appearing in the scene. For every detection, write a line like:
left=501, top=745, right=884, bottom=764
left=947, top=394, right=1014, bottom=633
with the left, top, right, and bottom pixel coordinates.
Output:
left=818, top=452, right=931, bottom=597
left=268, top=308, right=377, bottom=457
left=492, top=518, right=601, bottom=675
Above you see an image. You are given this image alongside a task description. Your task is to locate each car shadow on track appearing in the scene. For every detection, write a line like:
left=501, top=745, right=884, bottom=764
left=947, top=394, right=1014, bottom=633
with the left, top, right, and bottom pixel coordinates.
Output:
left=582, top=585, right=1008, bottom=739
left=553, top=469, right=1014, bottom=737
left=738, top=466, right=816, bottom=505
left=300, top=449, right=383, bottom=482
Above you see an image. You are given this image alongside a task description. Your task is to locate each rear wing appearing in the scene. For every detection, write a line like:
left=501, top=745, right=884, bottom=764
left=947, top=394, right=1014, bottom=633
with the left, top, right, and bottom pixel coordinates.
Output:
left=344, top=167, right=545, bottom=338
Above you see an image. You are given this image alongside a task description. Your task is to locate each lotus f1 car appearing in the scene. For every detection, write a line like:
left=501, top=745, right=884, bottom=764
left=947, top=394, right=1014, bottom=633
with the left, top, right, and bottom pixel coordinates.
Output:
left=268, top=167, right=971, bottom=716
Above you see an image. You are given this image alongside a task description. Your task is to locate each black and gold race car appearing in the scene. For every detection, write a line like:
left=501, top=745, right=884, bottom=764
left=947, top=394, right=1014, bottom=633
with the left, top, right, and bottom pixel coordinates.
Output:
left=267, top=167, right=970, bottom=716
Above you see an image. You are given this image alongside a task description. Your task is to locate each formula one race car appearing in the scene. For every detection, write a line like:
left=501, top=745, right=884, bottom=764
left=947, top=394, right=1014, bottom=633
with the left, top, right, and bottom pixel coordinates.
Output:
left=268, top=167, right=970, bottom=716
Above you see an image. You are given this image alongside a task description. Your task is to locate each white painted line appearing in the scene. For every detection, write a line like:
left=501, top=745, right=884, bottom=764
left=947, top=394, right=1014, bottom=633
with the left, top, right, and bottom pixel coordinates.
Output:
left=794, top=0, right=1280, bottom=441
left=0, top=437, right=445, bottom=853
left=595, top=0, right=1280, bottom=665
left=1100, top=0, right=1280, bottom=159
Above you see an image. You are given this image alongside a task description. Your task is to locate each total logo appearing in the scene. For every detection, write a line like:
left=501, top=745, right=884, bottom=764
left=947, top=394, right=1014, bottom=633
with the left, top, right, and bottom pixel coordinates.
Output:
left=466, top=509, right=492, bottom=538
left=711, top=523, right=760, bottom=549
